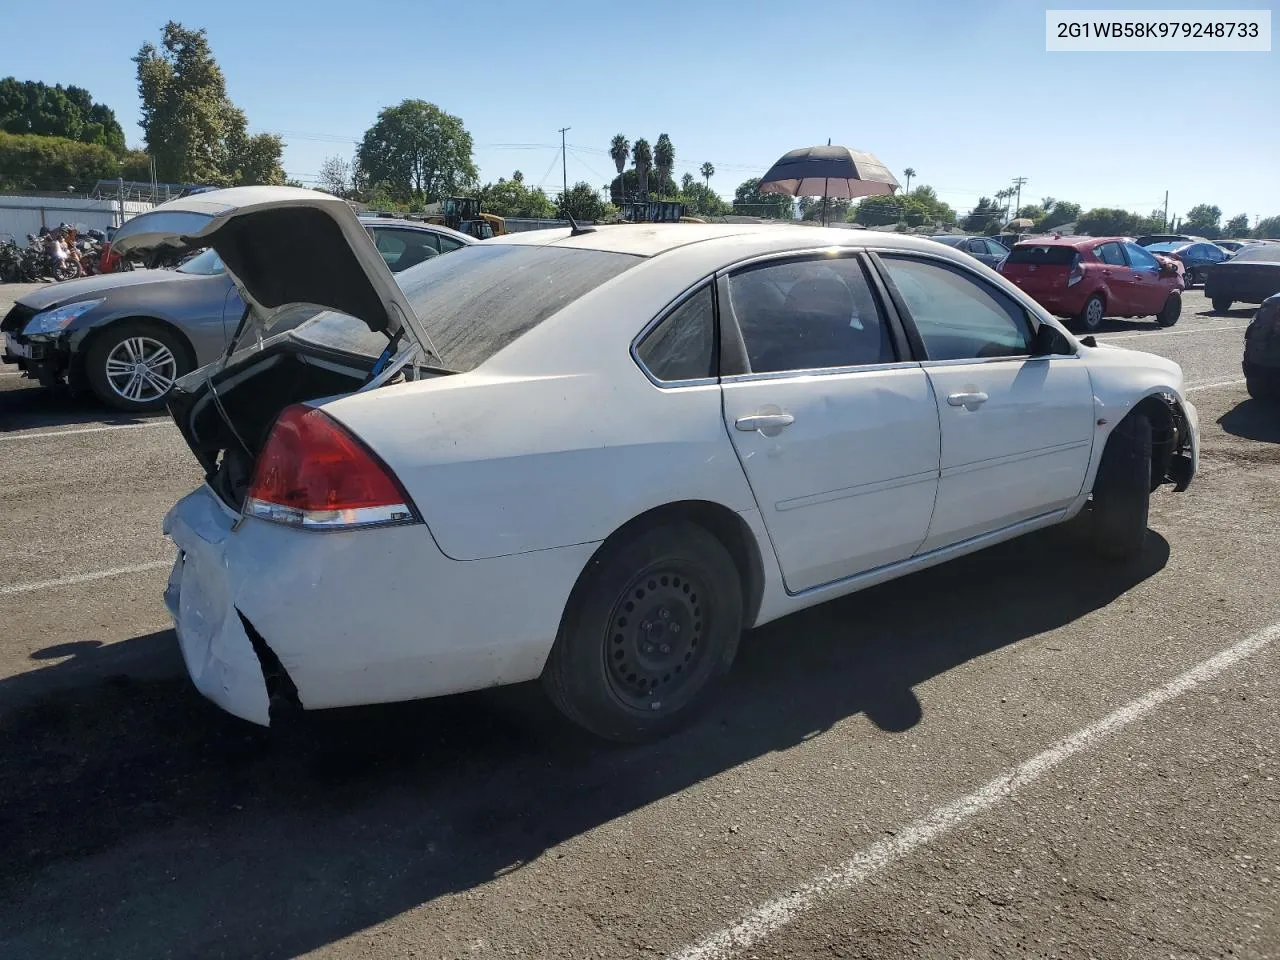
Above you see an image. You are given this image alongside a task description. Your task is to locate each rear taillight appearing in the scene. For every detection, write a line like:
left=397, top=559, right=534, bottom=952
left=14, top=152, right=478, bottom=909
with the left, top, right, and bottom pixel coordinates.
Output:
left=1067, top=255, right=1083, bottom=287
left=245, top=405, right=417, bottom=529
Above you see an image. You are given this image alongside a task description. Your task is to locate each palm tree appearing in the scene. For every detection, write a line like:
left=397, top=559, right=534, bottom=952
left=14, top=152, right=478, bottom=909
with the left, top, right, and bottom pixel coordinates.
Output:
left=995, top=188, right=1012, bottom=223
left=1040, top=196, right=1056, bottom=212
left=681, top=172, right=695, bottom=193
left=700, top=161, right=714, bottom=189
left=609, top=135, right=629, bottom=177
left=903, top=167, right=916, bottom=195
left=633, top=138, right=652, bottom=199
left=654, top=134, right=674, bottom=194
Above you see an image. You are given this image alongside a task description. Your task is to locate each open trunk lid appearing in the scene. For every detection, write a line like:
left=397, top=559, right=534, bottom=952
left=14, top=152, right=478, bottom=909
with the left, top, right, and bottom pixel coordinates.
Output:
left=110, top=186, right=436, bottom=361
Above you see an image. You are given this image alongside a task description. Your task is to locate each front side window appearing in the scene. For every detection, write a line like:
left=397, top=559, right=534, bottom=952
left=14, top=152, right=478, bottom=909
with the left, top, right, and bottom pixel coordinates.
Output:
left=635, top=285, right=716, bottom=382
left=880, top=255, right=1032, bottom=361
left=726, top=256, right=896, bottom=374
left=1124, top=243, right=1159, bottom=270
left=983, top=239, right=1008, bottom=257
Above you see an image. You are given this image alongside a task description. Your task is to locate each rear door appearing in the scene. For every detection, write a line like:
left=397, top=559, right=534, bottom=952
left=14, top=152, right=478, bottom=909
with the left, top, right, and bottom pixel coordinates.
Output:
left=1092, top=241, right=1132, bottom=312
left=718, top=253, right=940, bottom=592
left=874, top=252, right=1093, bottom=550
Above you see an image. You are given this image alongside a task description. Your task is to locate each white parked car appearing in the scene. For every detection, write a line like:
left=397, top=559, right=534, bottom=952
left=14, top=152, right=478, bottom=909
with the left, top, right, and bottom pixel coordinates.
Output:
left=112, top=187, right=1199, bottom=742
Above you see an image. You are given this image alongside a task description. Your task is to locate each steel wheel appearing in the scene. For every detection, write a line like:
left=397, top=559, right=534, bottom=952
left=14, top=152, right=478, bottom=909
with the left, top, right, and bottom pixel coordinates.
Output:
left=103, top=335, right=178, bottom=404
left=1081, top=295, right=1105, bottom=331
left=603, top=565, right=712, bottom=710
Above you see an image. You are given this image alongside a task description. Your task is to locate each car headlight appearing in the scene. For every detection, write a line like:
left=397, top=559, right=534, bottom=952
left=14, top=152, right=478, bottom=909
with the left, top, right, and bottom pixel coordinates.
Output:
left=22, top=299, right=105, bottom=336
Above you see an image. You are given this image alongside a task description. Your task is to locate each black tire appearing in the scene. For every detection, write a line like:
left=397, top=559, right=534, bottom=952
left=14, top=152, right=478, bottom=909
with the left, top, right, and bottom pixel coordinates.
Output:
left=542, top=522, right=743, bottom=742
left=1088, top=414, right=1152, bottom=562
left=1155, top=293, right=1181, bottom=327
left=1077, top=294, right=1106, bottom=332
left=1247, top=375, right=1280, bottom=403
left=84, top=319, right=190, bottom=412
left=1211, top=296, right=1232, bottom=313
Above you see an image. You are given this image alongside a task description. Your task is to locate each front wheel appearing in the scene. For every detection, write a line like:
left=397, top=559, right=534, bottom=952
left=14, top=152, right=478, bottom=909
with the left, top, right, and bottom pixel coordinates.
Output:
left=53, top=259, right=80, bottom=281
left=84, top=321, right=189, bottom=411
left=1077, top=294, right=1106, bottom=332
left=1183, top=268, right=1197, bottom=288
left=1155, top=293, right=1181, bottom=327
left=1212, top=296, right=1233, bottom=313
left=1088, top=414, right=1152, bottom=562
left=542, top=522, right=743, bottom=742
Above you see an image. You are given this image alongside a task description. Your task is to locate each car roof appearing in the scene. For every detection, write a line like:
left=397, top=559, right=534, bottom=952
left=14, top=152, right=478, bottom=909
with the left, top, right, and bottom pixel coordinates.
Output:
left=483, top=222, right=978, bottom=259
left=357, top=217, right=475, bottom=243
left=1013, top=235, right=1129, bottom=249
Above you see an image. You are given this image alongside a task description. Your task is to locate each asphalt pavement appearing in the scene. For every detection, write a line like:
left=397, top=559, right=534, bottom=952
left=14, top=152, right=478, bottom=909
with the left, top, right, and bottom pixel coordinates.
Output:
left=0, top=281, right=1276, bottom=960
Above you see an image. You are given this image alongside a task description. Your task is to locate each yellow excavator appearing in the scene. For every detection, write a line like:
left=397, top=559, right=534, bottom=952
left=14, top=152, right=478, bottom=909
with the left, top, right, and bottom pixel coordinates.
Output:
left=421, top=197, right=506, bottom=239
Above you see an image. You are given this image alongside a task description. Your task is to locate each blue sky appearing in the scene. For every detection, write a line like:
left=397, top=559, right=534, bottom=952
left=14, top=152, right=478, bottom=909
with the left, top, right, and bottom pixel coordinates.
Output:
left=4, top=0, right=1277, bottom=222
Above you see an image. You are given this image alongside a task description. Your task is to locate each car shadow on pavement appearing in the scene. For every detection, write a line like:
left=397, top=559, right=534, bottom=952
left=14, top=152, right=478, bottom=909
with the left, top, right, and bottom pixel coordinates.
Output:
left=1193, top=305, right=1256, bottom=320
left=0, top=528, right=1169, bottom=959
left=0, top=376, right=163, bottom=432
left=1217, top=399, right=1280, bottom=443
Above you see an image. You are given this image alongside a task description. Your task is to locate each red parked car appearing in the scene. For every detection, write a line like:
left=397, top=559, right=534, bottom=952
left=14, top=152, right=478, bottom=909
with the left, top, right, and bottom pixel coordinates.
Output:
left=998, top=236, right=1184, bottom=332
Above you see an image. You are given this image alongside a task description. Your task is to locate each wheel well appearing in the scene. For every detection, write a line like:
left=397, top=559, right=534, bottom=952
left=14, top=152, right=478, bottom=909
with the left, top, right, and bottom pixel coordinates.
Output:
left=578, top=501, right=767, bottom=629
left=1130, top=394, right=1176, bottom=490
left=73, top=316, right=197, bottom=388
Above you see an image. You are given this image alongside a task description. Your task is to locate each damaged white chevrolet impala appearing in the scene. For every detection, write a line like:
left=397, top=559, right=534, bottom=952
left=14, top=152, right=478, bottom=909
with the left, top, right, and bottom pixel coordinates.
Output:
left=115, top=187, right=1198, bottom=742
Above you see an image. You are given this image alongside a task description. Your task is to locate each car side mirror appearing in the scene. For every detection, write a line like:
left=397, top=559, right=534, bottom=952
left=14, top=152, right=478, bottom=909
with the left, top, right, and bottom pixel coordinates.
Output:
left=1031, top=322, right=1067, bottom=357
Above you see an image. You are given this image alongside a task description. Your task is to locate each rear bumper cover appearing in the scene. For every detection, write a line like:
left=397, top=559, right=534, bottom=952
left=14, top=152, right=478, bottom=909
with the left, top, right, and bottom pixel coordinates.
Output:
left=162, top=485, right=596, bottom=725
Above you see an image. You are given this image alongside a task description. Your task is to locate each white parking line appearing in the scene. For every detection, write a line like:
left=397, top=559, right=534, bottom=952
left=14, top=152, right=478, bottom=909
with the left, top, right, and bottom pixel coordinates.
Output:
left=669, top=619, right=1280, bottom=960
left=0, top=420, right=172, bottom=442
left=0, top=559, right=172, bottom=596
left=1186, top=377, right=1247, bottom=393
left=1098, top=322, right=1249, bottom=342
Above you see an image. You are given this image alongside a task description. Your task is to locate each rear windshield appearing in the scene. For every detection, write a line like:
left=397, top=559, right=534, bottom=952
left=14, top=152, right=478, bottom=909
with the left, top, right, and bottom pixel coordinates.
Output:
left=1229, top=244, right=1280, bottom=263
left=397, top=244, right=641, bottom=371
left=1144, top=241, right=1188, bottom=253
left=930, top=236, right=965, bottom=247
left=1006, top=245, right=1077, bottom=266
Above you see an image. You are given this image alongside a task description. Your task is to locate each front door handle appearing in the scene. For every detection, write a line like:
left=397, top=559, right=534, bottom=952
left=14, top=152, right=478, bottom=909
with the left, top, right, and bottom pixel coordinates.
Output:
left=947, top=391, right=989, bottom=408
left=735, top=412, right=795, bottom=436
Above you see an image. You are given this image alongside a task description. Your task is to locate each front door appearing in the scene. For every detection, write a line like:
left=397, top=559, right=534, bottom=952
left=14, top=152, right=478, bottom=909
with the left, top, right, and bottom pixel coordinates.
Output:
left=875, top=253, right=1094, bottom=551
left=1122, top=242, right=1168, bottom=314
left=718, top=255, right=941, bottom=593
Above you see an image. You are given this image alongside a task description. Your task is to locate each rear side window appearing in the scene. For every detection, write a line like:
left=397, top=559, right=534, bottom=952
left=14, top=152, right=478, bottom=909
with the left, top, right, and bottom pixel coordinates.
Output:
left=1006, top=245, right=1077, bottom=266
left=727, top=256, right=896, bottom=374
left=636, top=285, right=716, bottom=382
left=1094, top=242, right=1126, bottom=266
left=398, top=245, right=641, bottom=372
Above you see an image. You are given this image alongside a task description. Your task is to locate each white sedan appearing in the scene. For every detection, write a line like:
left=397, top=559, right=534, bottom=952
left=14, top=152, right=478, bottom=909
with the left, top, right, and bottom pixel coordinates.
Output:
left=111, top=187, right=1199, bottom=742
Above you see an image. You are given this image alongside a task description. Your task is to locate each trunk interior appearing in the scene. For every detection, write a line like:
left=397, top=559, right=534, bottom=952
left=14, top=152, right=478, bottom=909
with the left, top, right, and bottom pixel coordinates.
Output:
left=166, top=334, right=377, bottom=511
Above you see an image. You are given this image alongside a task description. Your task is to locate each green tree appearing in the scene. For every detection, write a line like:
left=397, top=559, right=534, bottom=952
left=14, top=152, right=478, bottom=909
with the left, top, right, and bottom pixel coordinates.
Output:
left=961, top=196, right=1002, bottom=232
left=681, top=172, right=695, bottom=192
left=733, top=177, right=792, bottom=219
left=609, top=134, right=629, bottom=179
left=1183, top=203, right=1222, bottom=238
left=903, top=167, right=915, bottom=194
left=0, top=78, right=127, bottom=152
left=851, top=194, right=900, bottom=226
left=632, top=138, right=652, bottom=198
left=800, top=196, right=850, bottom=222
left=557, top=181, right=605, bottom=220
left=654, top=133, right=674, bottom=187
left=1016, top=204, right=1045, bottom=222
left=317, top=154, right=352, bottom=197
left=0, top=131, right=149, bottom=191
left=700, top=161, right=714, bottom=188
left=134, top=22, right=283, bottom=185
left=1076, top=208, right=1142, bottom=236
left=1224, top=213, right=1250, bottom=237
left=1039, top=200, right=1080, bottom=230
left=479, top=174, right=554, bottom=218
left=1254, top=215, right=1280, bottom=239
left=356, top=99, right=476, bottom=204
left=680, top=180, right=730, bottom=217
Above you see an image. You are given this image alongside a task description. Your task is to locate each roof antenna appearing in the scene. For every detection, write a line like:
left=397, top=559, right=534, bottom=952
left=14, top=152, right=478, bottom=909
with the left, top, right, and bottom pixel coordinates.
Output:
left=565, top=211, right=596, bottom=236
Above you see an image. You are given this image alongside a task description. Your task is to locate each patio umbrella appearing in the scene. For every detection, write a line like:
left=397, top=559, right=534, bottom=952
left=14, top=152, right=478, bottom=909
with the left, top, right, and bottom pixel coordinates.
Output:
left=1006, top=217, right=1035, bottom=231
left=758, top=144, right=899, bottom=225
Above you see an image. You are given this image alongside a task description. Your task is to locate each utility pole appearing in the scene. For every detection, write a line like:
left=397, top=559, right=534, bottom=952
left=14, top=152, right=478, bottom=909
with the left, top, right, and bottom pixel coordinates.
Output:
left=558, top=126, right=571, bottom=200
left=1011, top=176, right=1028, bottom=219
left=1163, top=190, right=1169, bottom=230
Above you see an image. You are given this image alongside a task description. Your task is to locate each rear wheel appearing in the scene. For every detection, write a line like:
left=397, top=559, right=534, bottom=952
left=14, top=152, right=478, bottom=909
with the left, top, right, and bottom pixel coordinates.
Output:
left=1183, top=267, right=1198, bottom=288
left=1155, top=292, right=1181, bottom=327
left=542, top=522, right=743, bottom=742
left=1211, top=296, right=1233, bottom=313
left=1087, top=414, right=1152, bottom=562
left=84, top=320, right=189, bottom=412
left=1077, top=294, right=1106, bottom=332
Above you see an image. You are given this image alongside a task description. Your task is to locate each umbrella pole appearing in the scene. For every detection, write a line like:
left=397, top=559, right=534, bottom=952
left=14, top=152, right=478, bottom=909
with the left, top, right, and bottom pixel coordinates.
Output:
left=822, top=177, right=829, bottom=227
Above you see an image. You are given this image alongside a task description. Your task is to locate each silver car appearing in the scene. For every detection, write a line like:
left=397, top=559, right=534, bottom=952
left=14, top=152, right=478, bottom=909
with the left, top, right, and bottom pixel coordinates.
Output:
left=0, top=216, right=473, bottom=411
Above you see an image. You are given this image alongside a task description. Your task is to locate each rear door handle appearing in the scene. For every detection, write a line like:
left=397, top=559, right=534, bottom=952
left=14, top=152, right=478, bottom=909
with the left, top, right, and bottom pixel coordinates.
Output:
left=947, top=391, right=989, bottom=408
left=735, top=413, right=795, bottom=436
